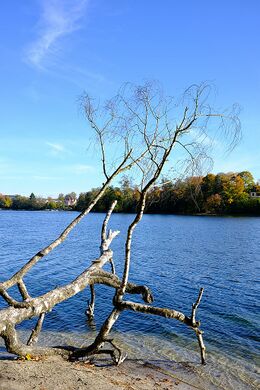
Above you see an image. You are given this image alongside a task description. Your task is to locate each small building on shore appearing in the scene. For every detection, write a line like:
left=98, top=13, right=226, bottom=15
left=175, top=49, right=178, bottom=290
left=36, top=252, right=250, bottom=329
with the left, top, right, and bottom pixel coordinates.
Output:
left=64, top=194, right=77, bottom=206
left=250, top=191, right=260, bottom=198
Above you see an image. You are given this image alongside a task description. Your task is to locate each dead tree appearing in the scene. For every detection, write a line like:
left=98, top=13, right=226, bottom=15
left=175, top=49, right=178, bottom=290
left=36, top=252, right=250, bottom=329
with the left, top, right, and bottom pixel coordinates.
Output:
left=0, top=82, right=240, bottom=365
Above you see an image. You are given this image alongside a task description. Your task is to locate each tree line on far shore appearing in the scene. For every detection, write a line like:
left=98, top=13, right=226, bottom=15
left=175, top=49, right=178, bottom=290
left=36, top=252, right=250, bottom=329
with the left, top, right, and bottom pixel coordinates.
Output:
left=1, top=171, right=260, bottom=215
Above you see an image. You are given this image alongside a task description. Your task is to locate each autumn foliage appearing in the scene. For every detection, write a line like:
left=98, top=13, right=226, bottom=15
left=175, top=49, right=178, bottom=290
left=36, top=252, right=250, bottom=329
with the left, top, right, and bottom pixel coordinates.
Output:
left=1, top=171, right=259, bottom=215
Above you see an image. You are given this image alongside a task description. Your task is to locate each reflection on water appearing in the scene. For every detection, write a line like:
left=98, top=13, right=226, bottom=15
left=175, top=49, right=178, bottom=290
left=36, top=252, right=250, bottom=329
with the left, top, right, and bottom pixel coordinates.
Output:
left=0, top=211, right=259, bottom=389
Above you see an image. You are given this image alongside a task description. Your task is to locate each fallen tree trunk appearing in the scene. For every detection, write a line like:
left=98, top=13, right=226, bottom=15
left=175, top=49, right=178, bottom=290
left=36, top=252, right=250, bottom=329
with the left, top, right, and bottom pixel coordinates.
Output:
left=0, top=201, right=205, bottom=364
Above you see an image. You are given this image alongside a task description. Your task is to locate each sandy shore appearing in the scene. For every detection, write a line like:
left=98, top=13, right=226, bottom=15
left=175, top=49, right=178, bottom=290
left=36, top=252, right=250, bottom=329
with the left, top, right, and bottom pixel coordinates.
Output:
left=0, top=356, right=208, bottom=390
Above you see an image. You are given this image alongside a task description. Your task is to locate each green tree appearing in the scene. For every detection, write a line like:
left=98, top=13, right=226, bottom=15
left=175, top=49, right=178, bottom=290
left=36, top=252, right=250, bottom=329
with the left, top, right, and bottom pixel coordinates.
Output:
left=12, top=195, right=30, bottom=209
left=57, top=193, right=65, bottom=209
left=201, top=173, right=216, bottom=198
left=238, top=171, right=254, bottom=192
left=29, top=193, right=37, bottom=209
left=119, top=176, right=137, bottom=212
left=4, top=196, right=12, bottom=208
left=222, top=173, right=245, bottom=205
left=0, top=194, right=12, bottom=209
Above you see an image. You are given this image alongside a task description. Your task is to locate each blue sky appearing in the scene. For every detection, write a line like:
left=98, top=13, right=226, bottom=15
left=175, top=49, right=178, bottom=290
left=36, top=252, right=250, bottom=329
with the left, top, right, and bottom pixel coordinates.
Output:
left=0, top=0, right=259, bottom=197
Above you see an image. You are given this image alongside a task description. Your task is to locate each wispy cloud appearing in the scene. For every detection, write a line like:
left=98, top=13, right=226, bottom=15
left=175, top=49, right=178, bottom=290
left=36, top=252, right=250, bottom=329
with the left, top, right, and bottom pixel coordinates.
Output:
left=46, top=141, right=67, bottom=156
left=25, top=0, right=88, bottom=69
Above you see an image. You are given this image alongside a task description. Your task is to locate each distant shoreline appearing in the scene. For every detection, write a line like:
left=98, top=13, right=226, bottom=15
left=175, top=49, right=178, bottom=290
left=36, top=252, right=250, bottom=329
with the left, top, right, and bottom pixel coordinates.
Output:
left=1, top=208, right=259, bottom=217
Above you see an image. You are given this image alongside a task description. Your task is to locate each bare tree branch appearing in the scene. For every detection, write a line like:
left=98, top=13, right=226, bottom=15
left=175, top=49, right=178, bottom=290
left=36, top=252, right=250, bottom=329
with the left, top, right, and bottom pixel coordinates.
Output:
left=27, top=313, right=45, bottom=346
left=0, top=81, right=241, bottom=366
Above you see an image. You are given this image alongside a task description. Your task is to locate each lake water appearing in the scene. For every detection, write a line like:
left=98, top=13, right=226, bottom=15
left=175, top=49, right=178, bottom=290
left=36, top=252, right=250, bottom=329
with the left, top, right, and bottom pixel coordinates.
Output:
left=0, top=210, right=259, bottom=389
